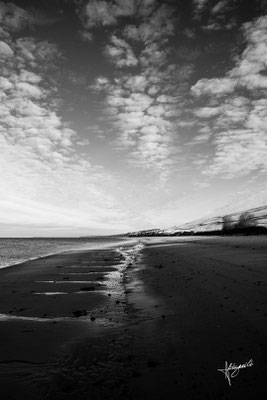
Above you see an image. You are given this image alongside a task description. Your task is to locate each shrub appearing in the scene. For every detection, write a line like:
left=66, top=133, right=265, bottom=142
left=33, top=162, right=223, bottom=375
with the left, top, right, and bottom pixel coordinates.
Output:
left=222, top=215, right=235, bottom=231
left=236, top=212, right=257, bottom=229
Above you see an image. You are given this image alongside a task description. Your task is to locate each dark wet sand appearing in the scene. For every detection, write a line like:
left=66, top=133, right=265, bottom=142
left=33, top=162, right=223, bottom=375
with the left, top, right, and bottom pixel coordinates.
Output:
left=0, top=237, right=266, bottom=399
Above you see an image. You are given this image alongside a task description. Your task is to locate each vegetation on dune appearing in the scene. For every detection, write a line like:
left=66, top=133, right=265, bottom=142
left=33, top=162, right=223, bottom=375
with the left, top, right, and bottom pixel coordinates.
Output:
left=129, top=207, right=267, bottom=237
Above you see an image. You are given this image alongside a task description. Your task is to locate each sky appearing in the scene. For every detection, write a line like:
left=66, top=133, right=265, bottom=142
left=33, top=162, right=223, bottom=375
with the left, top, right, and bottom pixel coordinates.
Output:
left=0, top=0, right=267, bottom=236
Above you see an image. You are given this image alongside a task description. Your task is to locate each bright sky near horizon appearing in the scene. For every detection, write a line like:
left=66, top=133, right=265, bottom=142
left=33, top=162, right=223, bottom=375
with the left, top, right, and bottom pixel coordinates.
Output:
left=0, top=0, right=267, bottom=237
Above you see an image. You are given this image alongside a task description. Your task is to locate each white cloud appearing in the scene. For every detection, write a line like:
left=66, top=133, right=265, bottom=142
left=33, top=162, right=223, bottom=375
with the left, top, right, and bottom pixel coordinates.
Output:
left=195, top=0, right=236, bottom=30
left=229, top=16, right=267, bottom=89
left=147, top=85, right=161, bottom=95
left=126, top=92, right=153, bottom=111
left=0, top=1, right=59, bottom=32
left=0, top=1, right=31, bottom=31
left=147, top=104, right=165, bottom=116
left=0, top=76, right=12, bottom=90
left=192, top=16, right=267, bottom=178
left=157, top=94, right=177, bottom=103
left=123, top=74, right=148, bottom=92
left=204, top=129, right=267, bottom=177
left=191, top=77, right=236, bottom=96
left=193, top=17, right=267, bottom=94
left=246, top=99, right=267, bottom=131
left=91, top=76, right=110, bottom=91
left=105, top=35, right=138, bottom=67
left=16, top=81, right=44, bottom=98
left=137, top=0, right=158, bottom=18
left=79, top=30, right=93, bottom=42
left=141, top=43, right=168, bottom=66
left=83, top=1, right=117, bottom=28
left=19, top=70, right=42, bottom=83
left=123, top=24, right=140, bottom=40
left=80, top=0, right=137, bottom=30
left=139, top=4, right=175, bottom=42
left=176, top=120, right=195, bottom=128
left=203, top=21, right=236, bottom=31
left=80, top=1, right=175, bottom=44
left=113, top=0, right=137, bottom=17
left=187, top=132, right=212, bottom=145
left=78, top=1, right=192, bottom=178
left=0, top=40, right=14, bottom=58
left=0, top=5, right=134, bottom=233
left=211, top=1, right=228, bottom=15
left=195, top=106, right=222, bottom=118
left=193, top=0, right=209, bottom=15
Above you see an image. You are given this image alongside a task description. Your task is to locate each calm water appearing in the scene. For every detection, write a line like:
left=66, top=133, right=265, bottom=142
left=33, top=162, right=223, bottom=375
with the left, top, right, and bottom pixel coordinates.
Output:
left=0, top=236, right=134, bottom=269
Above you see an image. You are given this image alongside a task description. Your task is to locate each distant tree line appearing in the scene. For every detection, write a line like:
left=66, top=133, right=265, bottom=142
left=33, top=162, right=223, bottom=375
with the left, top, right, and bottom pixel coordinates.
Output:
left=222, top=212, right=267, bottom=235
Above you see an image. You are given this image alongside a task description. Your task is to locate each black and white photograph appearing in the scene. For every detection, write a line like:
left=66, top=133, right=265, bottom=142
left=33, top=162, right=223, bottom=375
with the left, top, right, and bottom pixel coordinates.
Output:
left=0, top=0, right=266, bottom=398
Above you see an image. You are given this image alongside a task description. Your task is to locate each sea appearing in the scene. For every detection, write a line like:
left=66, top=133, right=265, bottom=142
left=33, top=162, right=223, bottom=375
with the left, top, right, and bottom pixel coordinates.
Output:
left=0, top=236, right=135, bottom=269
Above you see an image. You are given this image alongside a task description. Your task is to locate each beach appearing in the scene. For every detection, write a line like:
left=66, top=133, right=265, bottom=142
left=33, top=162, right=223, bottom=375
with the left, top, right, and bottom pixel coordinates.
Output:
left=0, top=236, right=266, bottom=399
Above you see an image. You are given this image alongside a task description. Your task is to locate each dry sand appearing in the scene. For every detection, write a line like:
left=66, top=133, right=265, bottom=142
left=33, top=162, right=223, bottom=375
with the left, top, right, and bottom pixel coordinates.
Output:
left=0, top=236, right=266, bottom=399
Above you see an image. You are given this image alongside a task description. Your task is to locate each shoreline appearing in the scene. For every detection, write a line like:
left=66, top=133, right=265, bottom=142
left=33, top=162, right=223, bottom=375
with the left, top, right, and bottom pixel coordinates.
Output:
left=0, top=236, right=138, bottom=270
left=0, top=236, right=266, bottom=399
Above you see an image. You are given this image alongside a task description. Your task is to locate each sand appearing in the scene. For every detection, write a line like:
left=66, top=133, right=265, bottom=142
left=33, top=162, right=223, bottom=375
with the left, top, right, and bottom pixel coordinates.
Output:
left=0, top=236, right=266, bottom=399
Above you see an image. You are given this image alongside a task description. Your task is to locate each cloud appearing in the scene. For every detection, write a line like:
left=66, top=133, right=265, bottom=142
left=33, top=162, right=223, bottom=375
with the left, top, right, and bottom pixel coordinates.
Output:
left=19, top=69, right=42, bottom=83
left=191, top=78, right=236, bottom=96
left=183, top=28, right=196, bottom=39
left=185, top=125, right=212, bottom=146
left=102, top=68, right=181, bottom=172
left=194, top=0, right=236, bottom=31
left=105, top=35, right=138, bottom=67
left=0, top=1, right=60, bottom=32
left=16, top=81, right=44, bottom=98
left=0, top=76, right=12, bottom=90
left=229, top=16, right=267, bottom=88
left=123, top=74, right=148, bottom=92
left=214, top=96, right=250, bottom=127
left=204, top=128, right=267, bottom=178
left=79, top=30, right=93, bottom=42
left=91, top=76, right=110, bottom=91
left=81, top=1, right=192, bottom=178
left=114, top=0, right=137, bottom=16
left=14, top=37, right=60, bottom=66
left=193, top=16, right=267, bottom=94
left=85, top=1, right=117, bottom=27
left=193, top=0, right=209, bottom=17
left=140, top=42, right=168, bottom=67
left=79, top=0, right=137, bottom=30
left=0, top=3, right=133, bottom=233
left=191, top=15, right=267, bottom=178
left=79, top=0, right=175, bottom=44
left=246, top=99, right=267, bottom=130
left=137, top=0, right=158, bottom=18
left=193, top=0, right=209, bottom=12
left=123, top=24, right=141, bottom=40
left=0, top=1, right=31, bottom=31
left=211, top=0, right=228, bottom=15
left=203, top=21, right=236, bottom=31
left=176, top=120, right=195, bottom=128
left=0, top=40, right=14, bottom=58
left=194, top=106, right=222, bottom=118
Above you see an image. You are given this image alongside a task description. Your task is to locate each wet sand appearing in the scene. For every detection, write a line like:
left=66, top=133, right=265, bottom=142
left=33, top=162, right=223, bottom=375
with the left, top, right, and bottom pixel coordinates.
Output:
left=0, top=237, right=266, bottom=399
left=125, top=236, right=267, bottom=399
